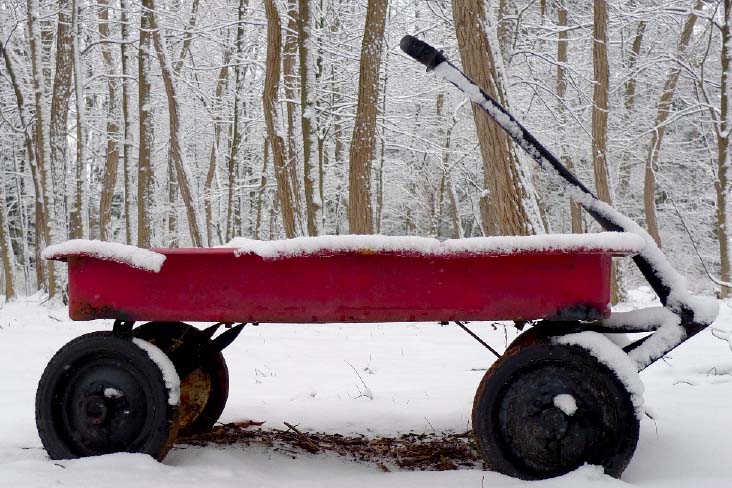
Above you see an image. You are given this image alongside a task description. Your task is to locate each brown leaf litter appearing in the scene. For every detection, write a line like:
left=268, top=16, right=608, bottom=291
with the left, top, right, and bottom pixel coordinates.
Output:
left=177, top=420, right=485, bottom=471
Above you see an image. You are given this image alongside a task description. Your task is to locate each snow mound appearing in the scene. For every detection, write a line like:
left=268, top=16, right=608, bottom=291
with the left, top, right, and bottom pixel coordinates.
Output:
left=555, top=332, right=645, bottom=419
left=42, top=240, right=166, bottom=272
left=223, top=233, right=644, bottom=259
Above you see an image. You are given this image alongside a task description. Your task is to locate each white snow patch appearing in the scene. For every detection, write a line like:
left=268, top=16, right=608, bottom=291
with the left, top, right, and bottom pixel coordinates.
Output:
left=43, top=240, right=166, bottom=272
left=553, top=394, right=578, bottom=416
left=223, top=233, right=644, bottom=259
left=132, top=338, right=180, bottom=406
left=103, top=388, right=123, bottom=399
left=555, top=332, right=645, bottom=419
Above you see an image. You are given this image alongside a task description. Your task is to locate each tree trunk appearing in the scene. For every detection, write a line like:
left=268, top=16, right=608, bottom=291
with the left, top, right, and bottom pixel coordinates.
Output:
left=226, top=0, right=250, bottom=241
left=263, top=0, right=302, bottom=238
left=49, top=0, right=73, bottom=240
left=255, top=139, right=270, bottom=239
left=121, top=0, right=134, bottom=245
left=592, top=0, right=612, bottom=206
left=332, top=64, right=345, bottom=234
left=452, top=0, right=540, bottom=236
left=284, top=0, right=299, bottom=176
left=298, top=0, right=321, bottom=235
left=376, top=32, right=389, bottom=234
left=643, top=1, right=702, bottom=247
left=26, top=0, right=56, bottom=296
left=717, top=0, right=732, bottom=298
left=436, top=93, right=463, bottom=238
left=0, top=171, right=16, bottom=300
left=97, top=0, right=121, bottom=241
left=69, top=0, right=85, bottom=239
left=168, top=157, right=179, bottom=246
left=348, top=0, right=388, bottom=234
left=557, top=0, right=582, bottom=233
left=138, top=0, right=154, bottom=247
left=497, top=0, right=513, bottom=62
left=593, top=0, right=625, bottom=303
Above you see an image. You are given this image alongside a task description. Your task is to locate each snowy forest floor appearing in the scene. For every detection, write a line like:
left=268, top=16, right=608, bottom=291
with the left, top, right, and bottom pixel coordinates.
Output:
left=1, top=287, right=731, bottom=488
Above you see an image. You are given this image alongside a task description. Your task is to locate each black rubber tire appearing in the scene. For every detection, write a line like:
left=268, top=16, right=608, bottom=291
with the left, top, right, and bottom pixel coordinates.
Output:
left=472, top=343, right=639, bottom=480
left=132, top=322, right=229, bottom=435
left=504, top=325, right=555, bottom=355
left=36, top=332, right=179, bottom=460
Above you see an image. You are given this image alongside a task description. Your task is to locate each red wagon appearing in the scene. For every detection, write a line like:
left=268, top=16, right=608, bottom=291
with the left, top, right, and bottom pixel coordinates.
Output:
left=33, top=37, right=719, bottom=481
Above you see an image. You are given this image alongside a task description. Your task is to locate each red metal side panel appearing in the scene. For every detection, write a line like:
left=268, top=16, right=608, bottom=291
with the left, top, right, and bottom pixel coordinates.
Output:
left=66, top=249, right=612, bottom=323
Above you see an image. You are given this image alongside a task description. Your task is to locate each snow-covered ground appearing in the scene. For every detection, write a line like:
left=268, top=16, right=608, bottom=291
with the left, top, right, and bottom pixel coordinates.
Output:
left=1, top=287, right=731, bottom=487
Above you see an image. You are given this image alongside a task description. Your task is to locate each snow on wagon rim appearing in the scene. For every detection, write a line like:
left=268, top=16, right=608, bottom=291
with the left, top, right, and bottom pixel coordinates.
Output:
left=42, top=239, right=167, bottom=272
left=224, top=232, right=645, bottom=259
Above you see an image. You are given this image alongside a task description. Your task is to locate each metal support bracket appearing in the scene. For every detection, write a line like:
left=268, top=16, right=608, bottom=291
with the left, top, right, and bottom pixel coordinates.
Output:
left=455, top=321, right=501, bottom=359
left=112, top=320, right=135, bottom=337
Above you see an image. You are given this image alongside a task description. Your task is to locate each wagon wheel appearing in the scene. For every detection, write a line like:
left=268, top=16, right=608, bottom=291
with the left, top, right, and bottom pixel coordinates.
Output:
left=472, top=343, right=639, bottom=480
left=35, top=332, right=179, bottom=460
left=132, top=322, right=229, bottom=435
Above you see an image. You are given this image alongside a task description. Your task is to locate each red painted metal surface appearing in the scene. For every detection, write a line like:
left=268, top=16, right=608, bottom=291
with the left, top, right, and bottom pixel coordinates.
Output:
left=57, top=248, right=623, bottom=323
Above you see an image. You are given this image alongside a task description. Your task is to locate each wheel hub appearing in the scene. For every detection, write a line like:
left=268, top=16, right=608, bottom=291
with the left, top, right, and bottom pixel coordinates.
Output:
left=82, top=395, right=110, bottom=425
left=536, top=407, right=569, bottom=441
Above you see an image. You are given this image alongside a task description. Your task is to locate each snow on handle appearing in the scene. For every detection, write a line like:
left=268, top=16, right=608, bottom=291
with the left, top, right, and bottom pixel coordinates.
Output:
left=223, top=232, right=645, bottom=259
left=400, top=35, right=719, bottom=327
left=42, top=239, right=167, bottom=272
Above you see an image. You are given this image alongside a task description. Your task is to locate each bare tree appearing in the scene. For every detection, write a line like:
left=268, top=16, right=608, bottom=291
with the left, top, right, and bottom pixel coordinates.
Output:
left=348, top=0, right=388, bottom=234
left=263, top=0, right=302, bottom=238
left=712, top=0, right=732, bottom=297
left=593, top=0, right=625, bottom=303
left=48, top=1, right=73, bottom=239
left=0, top=171, right=16, bottom=300
left=643, top=1, right=703, bottom=247
left=556, top=0, right=582, bottom=233
left=149, top=0, right=206, bottom=246
left=225, top=0, right=251, bottom=242
left=138, top=0, right=155, bottom=247
left=592, top=0, right=612, bottom=207
left=69, top=0, right=85, bottom=239
left=452, top=0, right=541, bottom=236
left=298, top=0, right=321, bottom=235
left=25, top=0, right=56, bottom=296
left=97, top=0, right=121, bottom=241
left=120, top=0, right=134, bottom=245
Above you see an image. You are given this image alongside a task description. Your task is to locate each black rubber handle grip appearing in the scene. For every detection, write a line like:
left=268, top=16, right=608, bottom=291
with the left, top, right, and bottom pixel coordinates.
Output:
left=399, top=35, right=446, bottom=70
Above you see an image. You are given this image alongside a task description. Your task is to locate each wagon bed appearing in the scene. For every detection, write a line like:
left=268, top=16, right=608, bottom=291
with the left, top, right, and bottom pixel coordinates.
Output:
left=46, top=233, right=642, bottom=324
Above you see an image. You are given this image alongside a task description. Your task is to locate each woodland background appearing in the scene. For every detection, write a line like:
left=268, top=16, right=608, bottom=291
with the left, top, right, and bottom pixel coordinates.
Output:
left=0, top=0, right=730, bottom=301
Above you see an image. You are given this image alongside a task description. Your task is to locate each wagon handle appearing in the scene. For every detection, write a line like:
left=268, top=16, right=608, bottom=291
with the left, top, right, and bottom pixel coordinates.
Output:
left=399, top=35, right=687, bottom=321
